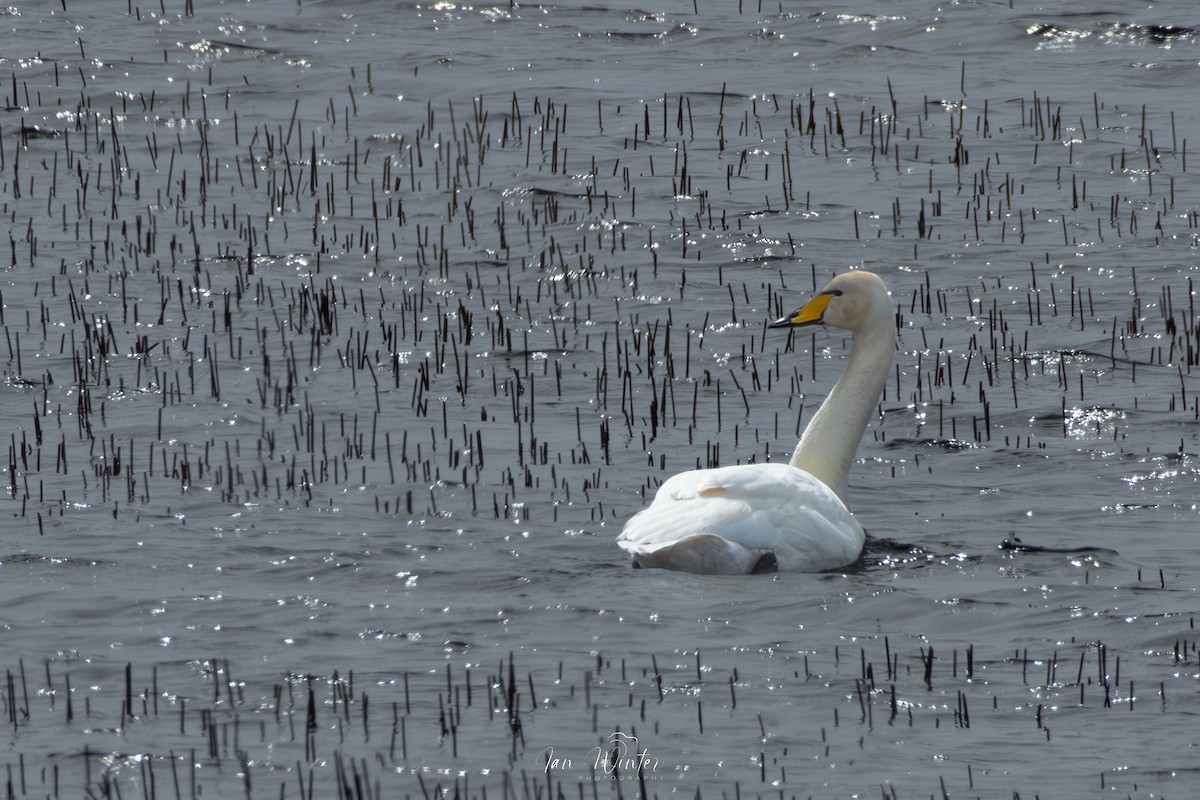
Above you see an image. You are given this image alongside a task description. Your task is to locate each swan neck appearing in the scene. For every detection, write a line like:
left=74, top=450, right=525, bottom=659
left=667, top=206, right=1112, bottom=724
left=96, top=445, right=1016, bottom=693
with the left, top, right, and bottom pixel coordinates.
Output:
left=789, top=324, right=893, bottom=502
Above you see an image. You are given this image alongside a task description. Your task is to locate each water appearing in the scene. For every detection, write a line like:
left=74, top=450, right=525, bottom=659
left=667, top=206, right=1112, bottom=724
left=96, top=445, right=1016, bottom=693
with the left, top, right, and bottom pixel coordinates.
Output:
left=1, top=0, right=1199, bottom=796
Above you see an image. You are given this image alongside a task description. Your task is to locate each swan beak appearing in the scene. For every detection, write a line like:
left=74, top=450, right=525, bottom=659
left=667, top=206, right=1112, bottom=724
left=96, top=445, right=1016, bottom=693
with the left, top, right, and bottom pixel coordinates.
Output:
left=770, top=291, right=838, bottom=328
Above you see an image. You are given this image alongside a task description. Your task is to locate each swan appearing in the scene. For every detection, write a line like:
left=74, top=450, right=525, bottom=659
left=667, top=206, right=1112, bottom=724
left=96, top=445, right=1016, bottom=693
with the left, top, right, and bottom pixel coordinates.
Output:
left=616, top=270, right=894, bottom=574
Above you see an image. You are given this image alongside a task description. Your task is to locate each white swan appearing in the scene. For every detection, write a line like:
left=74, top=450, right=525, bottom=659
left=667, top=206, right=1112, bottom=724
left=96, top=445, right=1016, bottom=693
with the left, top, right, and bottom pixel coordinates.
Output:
left=616, top=270, right=894, bottom=574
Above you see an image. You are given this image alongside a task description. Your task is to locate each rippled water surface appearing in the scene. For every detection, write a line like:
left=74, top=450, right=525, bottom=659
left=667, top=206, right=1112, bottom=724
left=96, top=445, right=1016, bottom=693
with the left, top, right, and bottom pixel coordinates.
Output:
left=2, top=0, right=1200, bottom=796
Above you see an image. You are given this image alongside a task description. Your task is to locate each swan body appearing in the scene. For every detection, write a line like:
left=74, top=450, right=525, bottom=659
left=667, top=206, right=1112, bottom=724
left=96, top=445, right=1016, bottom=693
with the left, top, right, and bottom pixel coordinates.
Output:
left=617, top=270, right=894, bottom=575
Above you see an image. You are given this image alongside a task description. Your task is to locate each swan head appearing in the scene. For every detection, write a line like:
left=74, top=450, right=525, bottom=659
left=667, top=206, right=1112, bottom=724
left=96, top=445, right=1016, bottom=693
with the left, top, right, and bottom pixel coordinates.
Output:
left=769, top=270, right=891, bottom=334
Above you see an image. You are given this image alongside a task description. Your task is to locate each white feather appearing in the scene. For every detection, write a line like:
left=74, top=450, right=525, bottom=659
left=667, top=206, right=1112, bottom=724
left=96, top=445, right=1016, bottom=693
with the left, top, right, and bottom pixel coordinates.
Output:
left=617, top=463, right=864, bottom=574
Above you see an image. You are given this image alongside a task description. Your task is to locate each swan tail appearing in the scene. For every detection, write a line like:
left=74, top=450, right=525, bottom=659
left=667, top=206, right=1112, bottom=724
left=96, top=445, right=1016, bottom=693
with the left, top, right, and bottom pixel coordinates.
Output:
left=625, top=534, right=771, bottom=575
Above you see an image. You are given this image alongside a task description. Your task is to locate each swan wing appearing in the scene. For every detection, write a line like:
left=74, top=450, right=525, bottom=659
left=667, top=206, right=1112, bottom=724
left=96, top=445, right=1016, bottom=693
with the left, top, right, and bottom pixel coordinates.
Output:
left=617, top=463, right=864, bottom=573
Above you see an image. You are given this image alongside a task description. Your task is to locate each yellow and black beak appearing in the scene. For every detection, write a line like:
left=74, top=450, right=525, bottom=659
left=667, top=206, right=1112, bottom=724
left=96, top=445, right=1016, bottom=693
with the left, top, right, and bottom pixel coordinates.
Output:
left=769, top=289, right=841, bottom=328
